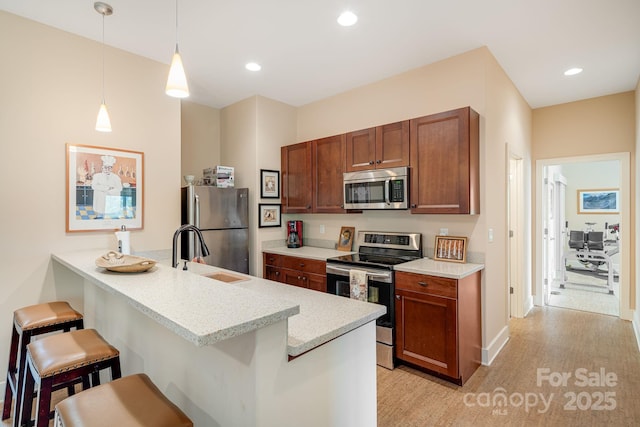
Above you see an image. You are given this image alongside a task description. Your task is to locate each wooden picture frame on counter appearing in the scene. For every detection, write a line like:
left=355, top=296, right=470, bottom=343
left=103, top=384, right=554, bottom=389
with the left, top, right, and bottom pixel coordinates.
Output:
left=258, top=203, right=281, bottom=228
left=260, top=169, right=280, bottom=199
left=434, top=236, right=467, bottom=263
left=66, top=143, right=144, bottom=232
left=337, top=226, right=355, bottom=251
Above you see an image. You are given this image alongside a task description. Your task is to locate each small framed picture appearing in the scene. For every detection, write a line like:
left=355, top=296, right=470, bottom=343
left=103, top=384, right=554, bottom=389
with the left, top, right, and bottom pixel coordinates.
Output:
left=577, top=188, right=619, bottom=214
left=337, top=226, right=355, bottom=251
left=260, top=169, right=280, bottom=199
left=434, top=236, right=467, bottom=263
left=258, top=204, right=281, bottom=228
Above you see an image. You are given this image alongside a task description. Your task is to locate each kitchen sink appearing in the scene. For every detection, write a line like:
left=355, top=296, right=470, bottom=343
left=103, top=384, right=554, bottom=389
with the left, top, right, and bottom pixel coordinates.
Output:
left=203, top=272, right=248, bottom=283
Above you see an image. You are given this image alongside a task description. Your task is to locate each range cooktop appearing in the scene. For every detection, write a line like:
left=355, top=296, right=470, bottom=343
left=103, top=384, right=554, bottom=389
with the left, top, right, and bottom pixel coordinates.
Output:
left=326, top=231, right=422, bottom=270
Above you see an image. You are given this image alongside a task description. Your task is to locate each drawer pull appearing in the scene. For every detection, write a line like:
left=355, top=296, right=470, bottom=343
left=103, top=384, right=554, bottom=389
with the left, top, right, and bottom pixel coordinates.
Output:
left=395, top=295, right=400, bottom=300
left=418, top=282, right=428, bottom=287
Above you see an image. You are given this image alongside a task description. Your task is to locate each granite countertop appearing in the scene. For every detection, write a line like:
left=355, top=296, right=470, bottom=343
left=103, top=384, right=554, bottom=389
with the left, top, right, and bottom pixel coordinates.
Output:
left=52, top=250, right=384, bottom=357
left=394, top=257, right=484, bottom=279
left=262, top=246, right=355, bottom=260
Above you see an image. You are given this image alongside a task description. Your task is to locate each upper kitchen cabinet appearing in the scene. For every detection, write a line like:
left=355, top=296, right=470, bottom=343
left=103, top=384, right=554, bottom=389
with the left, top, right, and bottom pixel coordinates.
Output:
left=281, top=142, right=312, bottom=213
left=312, top=134, right=347, bottom=213
left=409, top=107, right=479, bottom=214
left=345, top=121, right=410, bottom=172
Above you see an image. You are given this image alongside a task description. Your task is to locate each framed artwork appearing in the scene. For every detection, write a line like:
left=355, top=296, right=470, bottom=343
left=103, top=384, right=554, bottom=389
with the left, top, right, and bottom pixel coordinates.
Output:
left=258, top=204, right=281, bottom=228
left=260, top=169, right=280, bottom=199
left=66, top=143, right=143, bottom=232
left=577, top=189, right=619, bottom=214
left=434, top=236, right=467, bottom=263
left=337, top=226, right=355, bottom=251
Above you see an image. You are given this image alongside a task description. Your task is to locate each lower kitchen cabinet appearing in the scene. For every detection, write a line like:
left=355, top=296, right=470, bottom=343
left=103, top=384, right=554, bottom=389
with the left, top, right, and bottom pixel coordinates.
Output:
left=263, top=252, right=327, bottom=292
left=395, top=270, right=481, bottom=385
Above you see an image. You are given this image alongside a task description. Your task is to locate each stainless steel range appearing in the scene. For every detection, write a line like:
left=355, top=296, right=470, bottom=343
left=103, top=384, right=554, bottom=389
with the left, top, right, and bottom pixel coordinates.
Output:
left=325, top=231, right=422, bottom=369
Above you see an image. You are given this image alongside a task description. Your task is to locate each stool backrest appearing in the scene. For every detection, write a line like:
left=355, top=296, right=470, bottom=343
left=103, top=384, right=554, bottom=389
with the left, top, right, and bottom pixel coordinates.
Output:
left=568, top=230, right=585, bottom=250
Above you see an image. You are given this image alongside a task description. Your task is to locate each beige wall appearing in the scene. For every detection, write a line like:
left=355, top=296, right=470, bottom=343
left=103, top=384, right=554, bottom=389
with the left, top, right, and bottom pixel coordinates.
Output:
left=181, top=101, right=221, bottom=182
left=219, top=96, right=296, bottom=275
left=532, top=93, right=636, bottom=310
left=635, top=79, right=640, bottom=335
left=0, top=11, right=181, bottom=374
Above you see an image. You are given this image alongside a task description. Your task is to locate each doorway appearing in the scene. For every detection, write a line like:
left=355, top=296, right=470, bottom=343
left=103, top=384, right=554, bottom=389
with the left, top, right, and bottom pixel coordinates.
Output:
left=507, top=153, right=525, bottom=318
left=535, top=153, right=631, bottom=320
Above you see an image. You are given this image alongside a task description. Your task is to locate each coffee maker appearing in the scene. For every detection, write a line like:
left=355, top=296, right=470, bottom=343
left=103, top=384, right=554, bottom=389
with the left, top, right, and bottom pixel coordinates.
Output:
left=287, top=220, right=303, bottom=248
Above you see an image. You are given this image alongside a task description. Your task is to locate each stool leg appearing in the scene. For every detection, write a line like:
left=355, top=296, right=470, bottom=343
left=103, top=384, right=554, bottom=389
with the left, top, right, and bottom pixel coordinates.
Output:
left=13, top=330, right=33, bottom=427
left=17, top=357, right=35, bottom=427
left=36, top=377, right=53, bottom=427
left=2, top=326, right=19, bottom=420
left=111, top=356, right=122, bottom=380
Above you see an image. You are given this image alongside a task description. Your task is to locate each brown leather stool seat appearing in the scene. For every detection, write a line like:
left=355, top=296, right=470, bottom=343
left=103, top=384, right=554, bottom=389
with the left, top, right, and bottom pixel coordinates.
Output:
left=54, top=373, right=193, bottom=427
left=19, top=328, right=121, bottom=427
left=2, top=301, right=84, bottom=425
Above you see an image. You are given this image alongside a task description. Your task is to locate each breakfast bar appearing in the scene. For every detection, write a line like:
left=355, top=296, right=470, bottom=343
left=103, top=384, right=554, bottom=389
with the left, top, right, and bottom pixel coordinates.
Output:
left=52, top=250, right=385, bottom=427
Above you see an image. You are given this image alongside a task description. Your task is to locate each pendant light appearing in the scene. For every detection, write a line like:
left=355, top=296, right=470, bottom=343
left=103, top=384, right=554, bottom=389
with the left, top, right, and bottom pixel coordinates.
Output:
left=166, top=0, right=189, bottom=98
left=95, top=2, right=113, bottom=132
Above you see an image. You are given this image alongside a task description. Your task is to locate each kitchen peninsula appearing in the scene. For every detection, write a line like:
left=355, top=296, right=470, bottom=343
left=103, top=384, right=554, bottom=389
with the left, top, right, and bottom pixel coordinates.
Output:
left=52, top=250, right=385, bottom=427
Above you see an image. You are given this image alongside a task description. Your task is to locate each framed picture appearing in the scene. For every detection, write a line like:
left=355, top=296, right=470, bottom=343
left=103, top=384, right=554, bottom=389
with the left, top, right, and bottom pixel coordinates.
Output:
left=337, top=226, right=355, bottom=251
left=577, top=189, right=619, bottom=214
left=260, top=169, right=280, bottom=199
left=434, top=236, right=467, bottom=263
left=258, top=204, right=281, bottom=228
left=66, top=143, right=144, bottom=232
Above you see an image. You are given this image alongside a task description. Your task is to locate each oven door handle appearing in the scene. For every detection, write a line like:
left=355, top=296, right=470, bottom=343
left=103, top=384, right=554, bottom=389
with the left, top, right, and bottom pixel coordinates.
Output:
left=327, top=265, right=391, bottom=279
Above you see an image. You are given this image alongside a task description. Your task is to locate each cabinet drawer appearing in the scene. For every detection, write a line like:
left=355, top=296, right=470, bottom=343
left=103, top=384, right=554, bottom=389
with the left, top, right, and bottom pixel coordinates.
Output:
left=263, top=253, right=282, bottom=267
left=395, top=271, right=457, bottom=299
left=281, top=256, right=326, bottom=275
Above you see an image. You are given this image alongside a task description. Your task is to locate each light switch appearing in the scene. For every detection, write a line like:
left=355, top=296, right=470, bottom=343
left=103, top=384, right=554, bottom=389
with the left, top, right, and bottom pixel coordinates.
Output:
left=488, top=228, right=494, bottom=242
left=319, top=225, right=325, bottom=234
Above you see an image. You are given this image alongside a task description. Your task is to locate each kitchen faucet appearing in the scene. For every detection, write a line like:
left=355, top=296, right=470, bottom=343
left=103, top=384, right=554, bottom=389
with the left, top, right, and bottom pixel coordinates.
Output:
left=172, top=224, right=210, bottom=269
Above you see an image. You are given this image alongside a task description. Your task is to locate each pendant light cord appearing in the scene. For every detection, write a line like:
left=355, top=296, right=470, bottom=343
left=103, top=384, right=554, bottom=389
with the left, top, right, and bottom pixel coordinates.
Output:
left=175, top=0, right=179, bottom=51
left=101, top=12, right=105, bottom=103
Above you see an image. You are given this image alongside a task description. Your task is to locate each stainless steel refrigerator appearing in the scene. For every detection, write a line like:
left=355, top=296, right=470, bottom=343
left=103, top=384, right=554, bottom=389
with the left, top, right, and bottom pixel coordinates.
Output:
left=181, top=185, right=249, bottom=274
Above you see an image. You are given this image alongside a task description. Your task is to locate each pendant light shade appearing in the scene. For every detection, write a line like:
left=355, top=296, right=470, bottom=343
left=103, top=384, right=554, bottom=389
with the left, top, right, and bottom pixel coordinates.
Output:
left=166, top=45, right=189, bottom=98
left=95, top=2, right=113, bottom=132
left=96, top=101, right=112, bottom=132
left=166, top=0, right=189, bottom=98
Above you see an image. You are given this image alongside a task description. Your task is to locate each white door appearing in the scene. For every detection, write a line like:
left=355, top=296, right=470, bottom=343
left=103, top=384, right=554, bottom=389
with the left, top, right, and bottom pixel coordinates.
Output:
left=542, top=168, right=556, bottom=305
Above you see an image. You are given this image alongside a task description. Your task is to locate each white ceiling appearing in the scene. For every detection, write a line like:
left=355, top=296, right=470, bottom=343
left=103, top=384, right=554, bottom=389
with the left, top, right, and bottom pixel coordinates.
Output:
left=2, top=0, right=639, bottom=109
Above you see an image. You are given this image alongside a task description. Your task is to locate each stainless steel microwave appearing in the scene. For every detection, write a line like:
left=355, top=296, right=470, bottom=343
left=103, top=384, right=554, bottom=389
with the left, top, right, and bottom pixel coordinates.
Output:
left=343, top=167, right=408, bottom=210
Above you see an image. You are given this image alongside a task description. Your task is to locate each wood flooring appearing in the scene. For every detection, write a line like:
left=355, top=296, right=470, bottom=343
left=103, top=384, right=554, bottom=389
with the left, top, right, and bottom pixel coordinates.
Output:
left=378, top=306, right=640, bottom=426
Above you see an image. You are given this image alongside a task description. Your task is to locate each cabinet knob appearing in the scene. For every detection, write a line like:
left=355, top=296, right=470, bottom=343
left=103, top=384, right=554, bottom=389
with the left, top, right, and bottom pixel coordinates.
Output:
left=369, top=160, right=374, bottom=165
left=302, top=276, right=307, bottom=281
left=410, top=204, right=417, bottom=208
left=300, top=263, right=305, bottom=267
left=275, top=271, right=279, bottom=276
left=395, top=295, right=400, bottom=300
left=418, top=282, right=428, bottom=287
left=376, top=159, right=381, bottom=164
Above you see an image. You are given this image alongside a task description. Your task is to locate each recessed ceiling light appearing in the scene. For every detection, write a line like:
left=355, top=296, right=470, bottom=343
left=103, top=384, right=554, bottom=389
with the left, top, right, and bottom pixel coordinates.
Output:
left=564, top=67, right=583, bottom=76
left=245, top=62, right=261, bottom=72
left=337, top=11, right=358, bottom=27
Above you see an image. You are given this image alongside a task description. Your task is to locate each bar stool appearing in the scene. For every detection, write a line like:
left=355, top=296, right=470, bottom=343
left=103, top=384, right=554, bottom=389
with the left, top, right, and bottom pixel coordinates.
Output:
left=2, top=301, right=84, bottom=424
left=54, top=373, right=193, bottom=427
left=18, top=328, right=121, bottom=427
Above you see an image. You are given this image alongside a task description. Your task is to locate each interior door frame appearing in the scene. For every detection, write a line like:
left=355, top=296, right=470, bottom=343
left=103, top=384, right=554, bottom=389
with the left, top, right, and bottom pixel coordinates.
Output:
left=534, top=152, right=631, bottom=320
left=507, top=146, right=525, bottom=318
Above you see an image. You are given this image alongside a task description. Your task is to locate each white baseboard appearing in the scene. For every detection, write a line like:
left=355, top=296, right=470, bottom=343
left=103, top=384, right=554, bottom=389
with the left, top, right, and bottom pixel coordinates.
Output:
left=482, top=325, right=510, bottom=366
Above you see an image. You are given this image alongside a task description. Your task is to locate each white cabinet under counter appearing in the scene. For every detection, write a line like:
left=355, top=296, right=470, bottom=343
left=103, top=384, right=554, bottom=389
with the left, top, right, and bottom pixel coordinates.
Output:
left=52, top=249, right=384, bottom=427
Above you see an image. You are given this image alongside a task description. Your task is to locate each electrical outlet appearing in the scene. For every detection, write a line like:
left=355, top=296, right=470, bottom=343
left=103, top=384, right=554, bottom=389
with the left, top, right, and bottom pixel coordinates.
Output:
left=440, top=228, right=448, bottom=236
left=488, top=228, right=494, bottom=242
left=319, top=225, right=325, bottom=234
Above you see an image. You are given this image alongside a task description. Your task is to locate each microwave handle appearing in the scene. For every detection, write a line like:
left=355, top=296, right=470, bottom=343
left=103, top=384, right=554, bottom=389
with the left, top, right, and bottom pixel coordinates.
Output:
left=384, top=179, right=391, bottom=205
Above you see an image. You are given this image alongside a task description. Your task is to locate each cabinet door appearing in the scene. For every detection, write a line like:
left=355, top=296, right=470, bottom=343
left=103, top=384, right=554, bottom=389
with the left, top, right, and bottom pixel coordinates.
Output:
left=409, top=107, right=479, bottom=214
left=395, top=290, right=458, bottom=378
left=281, top=142, right=312, bottom=213
left=312, top=135, right=346, bottom=213
left=376, top=120, right=409, bottom=169
left=282, top=269, right=305, bottom=288
left=264, top=265, right=283, bottom=283
left=306, top=273, right=327, bottom=292
left=345, top=128, right=376, bottom=172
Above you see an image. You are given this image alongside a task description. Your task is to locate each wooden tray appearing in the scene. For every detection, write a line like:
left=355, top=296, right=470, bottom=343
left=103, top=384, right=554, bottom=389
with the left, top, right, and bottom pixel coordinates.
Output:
left=96, top=251, right=156, bottom=273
